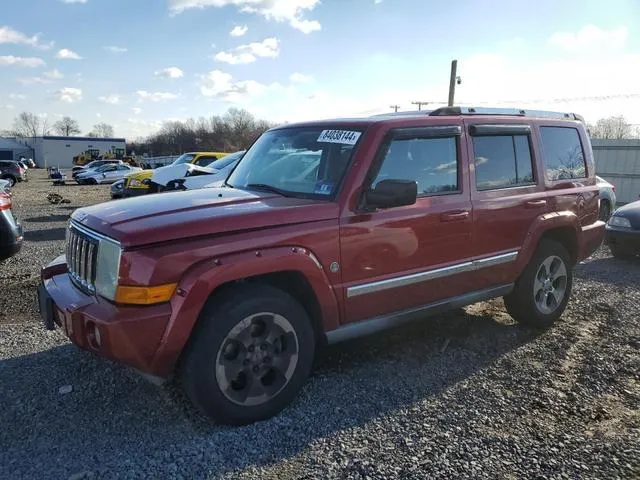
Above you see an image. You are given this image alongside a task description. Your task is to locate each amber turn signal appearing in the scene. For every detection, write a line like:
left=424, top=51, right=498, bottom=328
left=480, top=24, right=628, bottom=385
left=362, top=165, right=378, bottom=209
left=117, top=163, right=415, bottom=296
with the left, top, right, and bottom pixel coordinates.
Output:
left=114, top=283, right=177, bottom=305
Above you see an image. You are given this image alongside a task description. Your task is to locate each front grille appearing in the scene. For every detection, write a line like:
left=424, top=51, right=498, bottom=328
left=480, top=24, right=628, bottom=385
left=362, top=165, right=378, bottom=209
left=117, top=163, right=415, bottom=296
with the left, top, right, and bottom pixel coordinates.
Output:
left=66, top=224, right=99, bottom=293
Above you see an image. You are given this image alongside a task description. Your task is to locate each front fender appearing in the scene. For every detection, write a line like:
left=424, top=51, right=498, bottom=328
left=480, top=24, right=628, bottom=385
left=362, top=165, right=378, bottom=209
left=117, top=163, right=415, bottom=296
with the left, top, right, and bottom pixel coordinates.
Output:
left=150, top=245, right=340, bottom=375
left=513, top=211, right=580, bottom=276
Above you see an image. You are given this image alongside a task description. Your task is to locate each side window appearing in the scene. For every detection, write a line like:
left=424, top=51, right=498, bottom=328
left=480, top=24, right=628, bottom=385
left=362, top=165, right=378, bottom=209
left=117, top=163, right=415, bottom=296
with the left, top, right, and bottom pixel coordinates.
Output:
left=540, top=127, right=586, bottom=181
left=195, top=156, right=218, bottom=167
left=473, top=135, right=534, bottom=190
left=373, top=137, right=458, bottom=195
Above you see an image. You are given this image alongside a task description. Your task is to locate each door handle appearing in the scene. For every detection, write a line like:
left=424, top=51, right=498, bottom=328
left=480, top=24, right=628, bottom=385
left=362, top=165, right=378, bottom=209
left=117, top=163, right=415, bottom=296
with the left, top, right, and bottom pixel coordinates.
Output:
left=525, top=199, right=547, bottom=209
left=440, top=210, right=470, bottom=222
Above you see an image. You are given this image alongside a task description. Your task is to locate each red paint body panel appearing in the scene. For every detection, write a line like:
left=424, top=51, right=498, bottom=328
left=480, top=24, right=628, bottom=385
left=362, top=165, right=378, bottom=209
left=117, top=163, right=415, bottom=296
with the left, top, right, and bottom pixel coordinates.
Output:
left=41, top=113, right=606, bottom=378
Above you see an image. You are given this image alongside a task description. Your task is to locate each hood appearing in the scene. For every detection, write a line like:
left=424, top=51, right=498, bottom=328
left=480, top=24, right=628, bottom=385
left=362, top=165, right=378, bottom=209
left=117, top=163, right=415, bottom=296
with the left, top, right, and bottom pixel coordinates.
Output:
left=612, top=200, right=640, bottom=228
left=151, top=163, right=218, bottom=186
left=72, top=187, right=339, bottom=248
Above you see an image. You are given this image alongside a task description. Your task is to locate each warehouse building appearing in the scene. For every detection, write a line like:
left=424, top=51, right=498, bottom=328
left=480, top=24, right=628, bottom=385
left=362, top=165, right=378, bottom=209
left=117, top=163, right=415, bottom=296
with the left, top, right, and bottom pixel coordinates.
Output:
left=19, top=136, right=127, bottom=168
left=592, top=139, right=640, bottom=204
left=0, top=137, right=33, bottom=162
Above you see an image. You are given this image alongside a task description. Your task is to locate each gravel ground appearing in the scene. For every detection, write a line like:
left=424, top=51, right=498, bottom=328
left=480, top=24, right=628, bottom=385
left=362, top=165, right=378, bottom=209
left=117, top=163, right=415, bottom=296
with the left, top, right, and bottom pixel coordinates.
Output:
left=1, top=170, right=639, bottom=479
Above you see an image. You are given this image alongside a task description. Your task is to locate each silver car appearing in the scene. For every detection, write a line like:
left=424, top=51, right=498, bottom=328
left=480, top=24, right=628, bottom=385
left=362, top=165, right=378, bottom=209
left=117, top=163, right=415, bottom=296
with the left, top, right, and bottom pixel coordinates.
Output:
left=596, top=176, right=617, bottom=221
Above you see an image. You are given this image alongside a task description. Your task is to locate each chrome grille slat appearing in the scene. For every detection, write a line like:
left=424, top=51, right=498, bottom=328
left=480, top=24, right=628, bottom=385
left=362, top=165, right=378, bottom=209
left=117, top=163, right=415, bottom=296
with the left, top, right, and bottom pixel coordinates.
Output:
left=66, top=223, right=99, bottom=294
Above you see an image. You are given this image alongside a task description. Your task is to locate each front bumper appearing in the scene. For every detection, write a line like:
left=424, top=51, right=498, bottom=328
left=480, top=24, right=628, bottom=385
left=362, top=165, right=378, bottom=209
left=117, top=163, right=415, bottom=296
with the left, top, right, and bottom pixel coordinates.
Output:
left=122, top=187, right=149, bottom=198
left=39, top=256, right=173, bottom=376
left=605, top=225, right=640, bottom=255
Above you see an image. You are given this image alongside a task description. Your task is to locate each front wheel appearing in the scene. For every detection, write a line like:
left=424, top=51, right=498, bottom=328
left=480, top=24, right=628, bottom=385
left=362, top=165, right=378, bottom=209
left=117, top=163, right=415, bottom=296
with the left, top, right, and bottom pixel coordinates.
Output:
left=181, top=284, right=316, bottom=425
left=504, top=239, right=573, bottom=328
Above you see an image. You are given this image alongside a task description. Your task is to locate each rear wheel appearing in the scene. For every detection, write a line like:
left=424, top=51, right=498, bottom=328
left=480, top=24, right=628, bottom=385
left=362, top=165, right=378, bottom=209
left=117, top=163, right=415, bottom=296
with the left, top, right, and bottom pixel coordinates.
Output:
left=1, top=175, right=16, bottom=187
left=504, top=239, right=572, bottom=328
left=181, top=284, right=315, bottom=425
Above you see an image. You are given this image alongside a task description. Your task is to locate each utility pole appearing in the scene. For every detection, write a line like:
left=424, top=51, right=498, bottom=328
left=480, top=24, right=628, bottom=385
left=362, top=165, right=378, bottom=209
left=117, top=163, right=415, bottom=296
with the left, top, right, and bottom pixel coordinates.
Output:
left=448, top=59, right=458, bottom=107
left=411, top=101, right=429, bottom=111
left=390, top=105, right=400, bottom=113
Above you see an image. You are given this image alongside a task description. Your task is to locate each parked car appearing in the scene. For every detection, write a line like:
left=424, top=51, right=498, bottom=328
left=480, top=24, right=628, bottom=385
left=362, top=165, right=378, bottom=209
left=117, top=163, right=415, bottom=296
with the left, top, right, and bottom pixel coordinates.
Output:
left=122, top=151, right=229, bottom=197
left=76, top=163, right=142, bottom=184
left=596, top=176, right=616, bottom=221
left=38, top=106, right=605, bottom=425
left=605, top=199, right=640, bottom=258
left=0, top=179, right=22, bottom=261
left=161, top=150, right=246, bottom=192
left=111, top=179, right=125, bottom=199
left=72, top=159, right=123, bottom=179
left=0, top=161, right=27, bottom=187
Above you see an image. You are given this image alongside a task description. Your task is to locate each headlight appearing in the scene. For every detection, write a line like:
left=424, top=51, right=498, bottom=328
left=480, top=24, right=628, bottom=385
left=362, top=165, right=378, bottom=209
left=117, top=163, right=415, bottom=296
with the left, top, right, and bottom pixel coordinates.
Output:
left=128, top=178, right=143, bottom=187
left=95, top=238, right=121, bottom=300
left=608, top=216, right=632, bottom=228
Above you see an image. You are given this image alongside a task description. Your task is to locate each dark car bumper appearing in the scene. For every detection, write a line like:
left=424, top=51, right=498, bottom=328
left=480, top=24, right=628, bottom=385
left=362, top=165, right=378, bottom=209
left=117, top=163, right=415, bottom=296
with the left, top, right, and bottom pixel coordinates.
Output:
left=0, top=210, right=23, bottom=261
left=605, top=225, right=640, bottom=255
left=122, top=187, right=150, bottom=198
left=39, top=255, right=173, bottom=376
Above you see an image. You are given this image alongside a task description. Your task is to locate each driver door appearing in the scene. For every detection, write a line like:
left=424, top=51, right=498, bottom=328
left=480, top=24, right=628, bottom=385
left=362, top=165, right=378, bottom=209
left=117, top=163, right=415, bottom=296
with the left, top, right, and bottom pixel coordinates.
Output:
left=340, top=124, right=476, bottom=323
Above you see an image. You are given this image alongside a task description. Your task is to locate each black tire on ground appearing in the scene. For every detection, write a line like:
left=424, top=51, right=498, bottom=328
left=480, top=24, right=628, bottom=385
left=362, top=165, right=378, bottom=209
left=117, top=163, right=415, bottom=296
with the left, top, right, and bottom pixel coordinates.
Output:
left=599, top=200, right=611, bottom=221
left=180, top=284, right=316, bottom=425
left=89, top=178, right=98, bottom=185
left=504, top=239, right=573, bottom=328
left=1, top=175, right=16, bottom=187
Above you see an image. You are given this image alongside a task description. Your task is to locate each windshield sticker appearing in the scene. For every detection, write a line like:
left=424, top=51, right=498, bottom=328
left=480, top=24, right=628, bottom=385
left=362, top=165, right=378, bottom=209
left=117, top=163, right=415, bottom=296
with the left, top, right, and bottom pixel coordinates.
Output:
left=314, top=182, right=334, bottom=195
left=317, top=130, right=361, bottom=145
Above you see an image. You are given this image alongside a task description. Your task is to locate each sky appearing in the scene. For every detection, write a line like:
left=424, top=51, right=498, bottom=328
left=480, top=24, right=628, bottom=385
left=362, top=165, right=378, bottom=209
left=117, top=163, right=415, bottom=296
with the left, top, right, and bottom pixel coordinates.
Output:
left=0, top=0, right=639, bottom=140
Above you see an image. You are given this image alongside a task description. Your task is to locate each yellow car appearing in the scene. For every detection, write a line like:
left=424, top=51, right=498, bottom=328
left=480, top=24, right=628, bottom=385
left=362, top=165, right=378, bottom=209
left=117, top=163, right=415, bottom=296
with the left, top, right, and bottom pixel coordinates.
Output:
left=122, top=151, right=229, bottom=197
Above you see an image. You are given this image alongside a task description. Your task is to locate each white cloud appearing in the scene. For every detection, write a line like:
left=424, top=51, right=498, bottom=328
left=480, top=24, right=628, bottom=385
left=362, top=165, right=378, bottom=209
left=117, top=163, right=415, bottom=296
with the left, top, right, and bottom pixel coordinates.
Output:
left=99, top=94, right=121, bottom=105
left=154, top=67, right=184, bottom=79
left=9, top=93, right=26, bottom=100
left=0, top=26, right=54, bottom=50
left=374, top=0, right=383, bottom=3
left=548, top=25, right=628, bottom=53
left=199, top=69, right=278, bottom=102
left=0, top=56, right=45, bottom=67
left=136, top=90, right=180, bottom=102
left=230, top=25, right=248, bottom=37
left=56, top=48, right=82, bottom=60
left=18, top=77, right=49, bottom=85
left=132, top=107, right=142, bottom=114
left=57, top=87, right=82, bottom=103
left=5, top=104, right=15, bottom=110
left=96, top=113, right=102, bottom=118
left=104, top=45, right=127, bottom=54
left=44, top=69, right=64, bottom=79
left=215, top=37, right=279, bottom=65
left=168, top=0, right=321, bottom=33
left=290, top=72, right=313, bottom=83
left=60, top=0, right=88, bottom=3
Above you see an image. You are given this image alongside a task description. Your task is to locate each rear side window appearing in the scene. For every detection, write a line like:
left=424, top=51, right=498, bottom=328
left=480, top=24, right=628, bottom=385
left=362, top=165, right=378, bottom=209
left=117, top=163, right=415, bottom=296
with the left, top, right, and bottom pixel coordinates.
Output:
left=472, top=135, right=534, bottom=190
left=540, top=127, right=586, bottom=181
left=373, top=137, right=458, bottom=195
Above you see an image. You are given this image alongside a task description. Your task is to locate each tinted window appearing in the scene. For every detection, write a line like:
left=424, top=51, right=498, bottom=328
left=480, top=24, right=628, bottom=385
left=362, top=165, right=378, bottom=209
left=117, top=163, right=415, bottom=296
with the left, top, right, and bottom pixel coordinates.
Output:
left=194, top=155, right=220, bottom=167
left=473, top=135, right=534, bottom=190
left=373, top=137, right=458, bottom=195
left=540, top=127, right=586, bottom=181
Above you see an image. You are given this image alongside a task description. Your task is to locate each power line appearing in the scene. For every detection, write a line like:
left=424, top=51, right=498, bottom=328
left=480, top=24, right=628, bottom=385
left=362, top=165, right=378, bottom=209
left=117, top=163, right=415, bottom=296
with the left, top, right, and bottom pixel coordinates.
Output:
left=411, top=101, right=429, bottom=111
left=389, top=105, right=400, bottom=112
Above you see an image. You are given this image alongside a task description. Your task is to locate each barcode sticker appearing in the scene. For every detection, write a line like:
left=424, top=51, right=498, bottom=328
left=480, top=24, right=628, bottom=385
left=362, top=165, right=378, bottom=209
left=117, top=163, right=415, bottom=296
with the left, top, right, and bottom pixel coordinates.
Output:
left=317, top=130, right=361, bottom=145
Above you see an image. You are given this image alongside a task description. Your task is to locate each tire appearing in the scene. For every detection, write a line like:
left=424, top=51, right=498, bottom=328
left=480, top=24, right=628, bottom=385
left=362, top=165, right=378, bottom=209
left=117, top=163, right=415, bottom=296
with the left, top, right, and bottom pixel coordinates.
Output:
left=89, top=178, right=98, bottom=185
left=1, top=175, right=16, bottom=187
left=504, top=239, right=573, bottom=328
left=181, top=284, right=316, bottom=425
left=599, top=200, right=611, bottom=221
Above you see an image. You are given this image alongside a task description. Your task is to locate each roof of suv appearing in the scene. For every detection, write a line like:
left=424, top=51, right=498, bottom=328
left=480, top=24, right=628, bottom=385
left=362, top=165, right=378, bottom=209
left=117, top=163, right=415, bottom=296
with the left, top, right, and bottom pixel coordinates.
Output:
left=275, top=106, right=585, bottom=130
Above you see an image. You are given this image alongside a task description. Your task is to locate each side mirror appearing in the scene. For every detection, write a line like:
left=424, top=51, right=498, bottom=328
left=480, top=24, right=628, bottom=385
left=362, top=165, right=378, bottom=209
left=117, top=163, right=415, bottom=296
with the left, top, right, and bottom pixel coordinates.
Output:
left=364, top=179, right=417, bottom=209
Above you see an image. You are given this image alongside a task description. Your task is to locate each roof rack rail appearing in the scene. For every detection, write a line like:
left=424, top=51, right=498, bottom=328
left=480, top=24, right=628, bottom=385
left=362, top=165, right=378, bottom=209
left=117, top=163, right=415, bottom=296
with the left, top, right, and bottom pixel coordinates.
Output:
left=428, top=106, right=582, bottom=121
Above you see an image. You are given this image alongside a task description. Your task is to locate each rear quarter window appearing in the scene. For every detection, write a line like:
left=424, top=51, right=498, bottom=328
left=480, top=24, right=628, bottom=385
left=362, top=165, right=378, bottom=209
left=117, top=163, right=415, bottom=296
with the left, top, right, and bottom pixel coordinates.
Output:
left=540, top=127, right=586, bottom=181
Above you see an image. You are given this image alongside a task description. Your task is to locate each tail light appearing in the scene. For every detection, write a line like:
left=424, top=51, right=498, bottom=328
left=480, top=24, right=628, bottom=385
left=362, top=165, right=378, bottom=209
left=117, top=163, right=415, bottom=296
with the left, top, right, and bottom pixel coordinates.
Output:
left=0, top=192, right=12, bottom=211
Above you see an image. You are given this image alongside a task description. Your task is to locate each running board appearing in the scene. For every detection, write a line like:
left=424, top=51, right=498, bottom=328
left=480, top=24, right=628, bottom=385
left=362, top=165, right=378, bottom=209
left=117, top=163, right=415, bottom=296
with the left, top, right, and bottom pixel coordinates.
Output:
left=326, top=283, right=514, bottom=344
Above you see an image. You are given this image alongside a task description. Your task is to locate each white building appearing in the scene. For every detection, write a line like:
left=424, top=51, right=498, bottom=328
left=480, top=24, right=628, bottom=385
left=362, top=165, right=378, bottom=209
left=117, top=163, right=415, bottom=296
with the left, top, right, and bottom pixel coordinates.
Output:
left=18, top=136, right=127, bottom=168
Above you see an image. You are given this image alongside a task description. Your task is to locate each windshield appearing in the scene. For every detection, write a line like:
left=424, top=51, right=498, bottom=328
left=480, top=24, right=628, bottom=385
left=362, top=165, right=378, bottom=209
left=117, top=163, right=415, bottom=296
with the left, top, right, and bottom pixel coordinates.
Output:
left=171, top=153, right=195, bottom=166
left=205, top=151, right=244, bottom=169
left=226, top=128, right=362, bottom=198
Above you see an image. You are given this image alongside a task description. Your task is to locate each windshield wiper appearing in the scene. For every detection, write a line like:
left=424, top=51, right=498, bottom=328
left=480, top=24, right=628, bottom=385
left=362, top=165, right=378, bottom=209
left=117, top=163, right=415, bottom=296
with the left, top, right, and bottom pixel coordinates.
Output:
left=245, top=183, right=291, bottom=197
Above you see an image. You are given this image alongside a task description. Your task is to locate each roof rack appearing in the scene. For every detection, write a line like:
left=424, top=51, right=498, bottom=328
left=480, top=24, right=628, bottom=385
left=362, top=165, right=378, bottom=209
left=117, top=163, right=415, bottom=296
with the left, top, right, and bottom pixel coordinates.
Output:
left=428, top=106, right=583, bottom=121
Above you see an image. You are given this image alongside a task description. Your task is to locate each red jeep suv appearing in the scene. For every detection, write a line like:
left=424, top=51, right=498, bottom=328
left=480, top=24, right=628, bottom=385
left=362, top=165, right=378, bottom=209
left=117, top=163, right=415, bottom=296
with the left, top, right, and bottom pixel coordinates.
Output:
left=38, top=107, right=605, bottom=425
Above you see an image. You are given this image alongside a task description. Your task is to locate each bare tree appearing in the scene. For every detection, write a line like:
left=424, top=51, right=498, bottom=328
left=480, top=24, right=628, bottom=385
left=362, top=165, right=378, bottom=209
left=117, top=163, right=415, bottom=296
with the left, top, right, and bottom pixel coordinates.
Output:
left=53, top=116, right=81, bottom=136
left=10, top=112, right=50, bottom=138
left=588, top=115, right=637, bottom=139
left=91, top=123, right=115, bottom=138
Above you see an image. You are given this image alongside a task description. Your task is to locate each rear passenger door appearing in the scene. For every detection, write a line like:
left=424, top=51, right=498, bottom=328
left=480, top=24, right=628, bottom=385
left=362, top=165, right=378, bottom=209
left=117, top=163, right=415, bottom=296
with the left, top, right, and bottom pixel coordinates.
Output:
left=466, top=121, right=548, bottom=287
left=340, top=124, right=476, bottom=323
